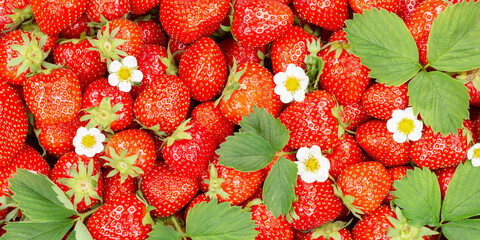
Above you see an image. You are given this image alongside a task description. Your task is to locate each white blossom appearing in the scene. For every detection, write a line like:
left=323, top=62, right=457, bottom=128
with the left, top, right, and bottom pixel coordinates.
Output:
left=386, top=107, right=423, bottom=143
left=72, top=127, right=105, bottom=157
left=108, top=55, right=143, bottom=92
left=273, top=64, right=309, bottom=103
left=295, top=145, right=330, bottom=183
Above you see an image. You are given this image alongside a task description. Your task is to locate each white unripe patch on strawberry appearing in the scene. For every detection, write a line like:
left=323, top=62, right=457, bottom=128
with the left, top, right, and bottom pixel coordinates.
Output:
left=108, top=55, right=143, bottom=92
left=73, top=127, right=106, bottom=157
left=467, top=143, right=480, bottom=167
left=273, top=64, right=309, bottom=103
left=295, top=145, right=330, bottom=183
left=386, top=107, right=423, bottom=143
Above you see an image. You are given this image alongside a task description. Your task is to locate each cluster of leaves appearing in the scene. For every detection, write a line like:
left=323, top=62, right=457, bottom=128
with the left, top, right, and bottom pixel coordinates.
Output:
left=344, top=0, right=480, bottom=135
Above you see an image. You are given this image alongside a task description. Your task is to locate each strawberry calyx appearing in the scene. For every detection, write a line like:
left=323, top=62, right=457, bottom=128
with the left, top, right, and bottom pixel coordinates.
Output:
left=4, top=5, right=33, bottom=33
left=331, top=105, right=352, bottom=137
left=101, top=146, right=143, bottom=182
left=134, top=190, right=155, bottom=227
left=164, top=119, right=193, bottom=147
left=88, top=21, right=128, bottom=65
left=135, top=119, right=168, bottom=139
left=304, top=38, right=324, bottom=91
left=160, top=42, right=180, bottom=76
left=81, top=97, right=123, bottom=135
left=215, top=59, right=248, bottom=106
left=457, top=67, right=480, bottom=89
left=0, top=195, right=20, bottom=224
left=332, top=184, right=364, bottom=219
left=386, top=207, right=438, bottom=240
left=56, top=159, right=102, bottom=211
left=310, top=220, right=350, bottom=240
left=7, top=33, right=55, bottom=77
left=204, top=163, right=229, bottom=200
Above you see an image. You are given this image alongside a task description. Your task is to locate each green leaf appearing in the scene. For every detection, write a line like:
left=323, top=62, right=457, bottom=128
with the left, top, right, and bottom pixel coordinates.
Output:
left=442, top=219, right=480, bottom=240
left=73, top=220, right=93, bottom=240
left=441, top=162, right=480, bottom=222
left=148, top=224, right=182, bottom=240
left=344, top=8, right=421, bottom=86
left=408, top=70, right=469, bottom=135
left=9, top=169, right=77, bottom=221
left=216, top=132, right=276, bottom=172
left=391, top=167, right=441, bottom=227
left=262, top=157, right=298, bottom=218
left=185, top=200, right=258, bottom=240
left=427, top=0, right=480, bottom=72
left=1, top=219, right=75, bottom=240
left=239, top=105, right=290, bottom=152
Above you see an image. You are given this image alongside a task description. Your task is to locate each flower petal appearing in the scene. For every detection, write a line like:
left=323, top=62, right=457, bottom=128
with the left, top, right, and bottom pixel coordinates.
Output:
left=131, top=70, right=143, bottom=83
left=392, top=131, right=408, bottom=143
left=310, top=145, right=322, bottom=157
left=408, top=130, right=422, bottom=142
left=296, top=147, right=310, bottom=162
left=273, top=72, right=287, bottom=85
left=403, top=107, right=415, bottom=119
left=280, top=93, right=294, bottom=103
left=122, top=55, right=137, bottom=68
left=296, top=161, right=307, bottom=173
left=386, top=118, right=400, bottom=133
left=316, top=170, right=329, bottom=182
left=274, top=85, right=288, bottom=95
left=318, top=156, right=330, bottom=171
left=472, top=158, right=480, bottom=167
left=293, top=90, right=306, bottom=102
left=108, top=73, right=120, bottom=87
left=391, top=109, right=406, bottom=120
left=108, top=60, right=122, bottom=73
left=300, top=171, right=317, bottom=183
left=118, top=81, right=132, bottom=92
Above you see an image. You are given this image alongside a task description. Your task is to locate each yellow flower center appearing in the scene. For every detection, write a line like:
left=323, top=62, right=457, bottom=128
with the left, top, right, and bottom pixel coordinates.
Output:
left=81, top=134, right=96, bottom=148
left=305, top=156, right=320, bottom=172
left=397, top=118, right=415, bottom=135
left=285, top=75, right=301, bottom=93
left=117, top=67, right=132, bottom=81
left=473, top=148, right=480, bottom=159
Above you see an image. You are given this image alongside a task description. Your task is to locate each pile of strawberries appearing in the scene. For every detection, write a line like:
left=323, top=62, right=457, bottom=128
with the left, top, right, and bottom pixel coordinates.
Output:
left=1, top=0, right=479, bottom=239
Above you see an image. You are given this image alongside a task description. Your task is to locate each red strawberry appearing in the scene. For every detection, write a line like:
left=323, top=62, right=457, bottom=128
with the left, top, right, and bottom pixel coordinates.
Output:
left=130, top=0, right=160, bottom=15
left=248, top=201, right=294, bottom=240
left=0, top=80, right=27, bottom=166
left=162, top=120, right=216, bottom=179
left=53, top=38, right=107, bottom=91
left=384, top=166, right=413, bottom=204
left=434, top=166, right=456, bottom=200
left=320, top=30, right=371, bottom=105
left=270, top=25, right=317, bottom=74
left=82, top=78, right=134, bottom=132
left=141, top=162, right=199, bottom=218
left=351, top=205, right=395, bottom=239
left=361, top=82, right=409, bottom=121
left=397, top=0, right=426, bottom=21
left=159, top=0, right=230, bottom=44
left=51, top=151, right=103, bottom=212
left=103, top=129, right=156, bottom=181
left=349, top=0, right=399, bottom=14
left=218, top=37, right=267, bottom=70
left=59, top=13, right=91, bottom=39
left=219, top=62, right=283, bottom=124
left=179, top=37, right=228, bottom=102
left=405, top=0, right=448, bottom=65
left=86, top=0, right=130, bottom=22
left=293, top=0, right=349, bottom=31
left=199, top=155, right=263, bottom=205
left=279, top=90, right=341, bottom=150
left=410, top=126, right=468, bottom=169
left=191, top=101, right=235, bottom=148
left=168, top=38, right=190, bottom=65
left=134, top=75, right=190, bottom=133
left=339, top=100, right=372, bottom=131
left=30, top=0, right=87, bottom=35
left=232, top=0, right=293, bottom=47
left=289, top=178, right=343, bottom=231
left=102, top=168, right=138, bottom=203
left=0, top=0, right=31, bottom=33
left=130, top=44, right=169, bottom=98
left=24, top=68, right=82, bottom=126
left=135, top=18, right=167, bottom=47
left=356, top=119, right=411, bottom=167
left=336, top=161, right=392, bottom=215
left=326, top=134, right=367, bottom=179
left=305, top=221, right=352, bottom=240
left=87, top=193, right=152, bottom=240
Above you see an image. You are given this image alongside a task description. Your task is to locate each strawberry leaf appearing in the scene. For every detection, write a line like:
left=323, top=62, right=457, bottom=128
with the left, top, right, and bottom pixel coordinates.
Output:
left=391, top=167, right=441, bottom=227
left=148, top=224, right=183, bottom=240
left=442, top=219, right=480, bottom=240
left=239, top=105, right=290, bottom=152
left=8, top=169, right=77, bottom=221
left=1, top=219, right=75, bottom=240
left=263, top=157, right=298, bottom=218
left=185, top=199, right=258, bottom=240
left=344, top=8, right=421, bottom=86
left=441, top=162, right=480, bottom=222
left=72, top=220, right=93, bottom=240
left=408, top=70, right=469, bottom=135
left=427, top=0, right=480, bottom=72
left=217, top=132, right=276, bottom=172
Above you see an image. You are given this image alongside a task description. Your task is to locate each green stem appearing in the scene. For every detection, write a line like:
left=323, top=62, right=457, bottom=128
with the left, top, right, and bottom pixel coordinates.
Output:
left=171, top=215, right=188, bottom=240
left=78, top=204, right=103, bottom=220
left=277, top=151, right=296, bottom=157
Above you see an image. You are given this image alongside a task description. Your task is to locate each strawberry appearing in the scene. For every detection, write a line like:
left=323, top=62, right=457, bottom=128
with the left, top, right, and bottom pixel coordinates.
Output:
left=339, top=100, right=372, bottom=131
left=130, top=44, right=169, bottom=98
left=0, top=80, right=27, bottom=167
left=102, top=168, right=138, bottom=203
left=326, top=134, right=367, bottom=179
left=53, top=38, right=107, bottom=91
left=51, top=151, right=103, bottom=213
left=289, top=178, right=343, bottom=231
left=248, top=201, right=294, bottom=240
left=199, top=155, right=263, bottom=205
left=140, top=161, right=199, bottom=218
left=0, top=0, right=31, bottom=33
left=162, top=120, right=217, bottom=179
left=59, top=13, right=91, bottom=39
left=351, top=204, right=395, bottom=240
left=361, top=82, right=409, bottom=121
left=293, top=0, right=349, bottom=31
left=30, top=0, right=88, bottom=36
left=305, top=221, right=352, bottom=240
left=336, top=161, right=392, bottom=215
left=349, top=0, right=399, bottom=14
left=168, top=38, right=190, bottom=65
left=218, top=37, right=267, bottom=70
left=179, top=37, right=228, bottom=102
left=133, top=75, right=190, bottom=133
left=232, top=0, right=293, bottom=48
left=434, top=166, right=456, bottom=200
left=356, top=119, right=411, bottom=167
left=219, top=62, right=283, bottom=124
left=159, top=0, right=230, bottom=44
left=319, top=30, right=371, bottom=105
left=405, top=0, right=448, bottom=65
left=135, top=18, right=167, bottom=47
left=130, top=0, right=160, bottom=15
left=20, top=21, right=59, bottom=56
left=270, top=25, right=317, bottom=74
left=24, top=68, right=82, bottom=126
left=82, top=78, right=134, bottom=132
left=397, top=0, right=426, bottom=21
left=86, top=0, right=130, bottom=22
left=191, top=101, right=235, bottom=148
left=103, top=129, right=156, bottom=181
left=279, top=90, right=341, bottom=150
left=87, top=193, right=152, bottom=240
left=410, top=126, right=468, bottom=169
left=384, top=166, right=413, bottom=204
